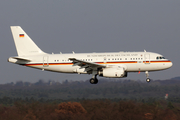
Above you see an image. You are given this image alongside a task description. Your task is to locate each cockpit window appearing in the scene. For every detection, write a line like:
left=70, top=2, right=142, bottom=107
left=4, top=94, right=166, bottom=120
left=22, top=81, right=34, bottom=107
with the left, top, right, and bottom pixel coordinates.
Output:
left=156, top=56, right=165, bottom=60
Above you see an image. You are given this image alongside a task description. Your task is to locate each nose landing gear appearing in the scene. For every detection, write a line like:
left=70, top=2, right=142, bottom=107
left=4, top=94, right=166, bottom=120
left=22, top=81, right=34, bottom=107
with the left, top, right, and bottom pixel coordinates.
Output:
left=145, top=71, right=151, bottom=83
left=146, top=78, right=151, bottom=82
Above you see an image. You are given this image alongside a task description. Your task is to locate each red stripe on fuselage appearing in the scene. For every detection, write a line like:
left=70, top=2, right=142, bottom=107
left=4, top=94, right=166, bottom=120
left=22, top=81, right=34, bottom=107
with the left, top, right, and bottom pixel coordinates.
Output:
left=23, top=60, right=171, bottom=67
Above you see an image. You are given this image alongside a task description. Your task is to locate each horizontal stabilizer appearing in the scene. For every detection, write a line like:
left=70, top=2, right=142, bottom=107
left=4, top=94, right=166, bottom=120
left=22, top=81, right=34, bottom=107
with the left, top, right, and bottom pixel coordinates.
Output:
left=11, top=56, right=32, bottom=61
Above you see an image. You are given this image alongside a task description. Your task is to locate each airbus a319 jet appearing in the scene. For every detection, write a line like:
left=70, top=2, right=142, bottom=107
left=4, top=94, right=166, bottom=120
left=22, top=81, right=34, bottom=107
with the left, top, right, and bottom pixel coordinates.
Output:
left=8, top=26, right=173, bottom=84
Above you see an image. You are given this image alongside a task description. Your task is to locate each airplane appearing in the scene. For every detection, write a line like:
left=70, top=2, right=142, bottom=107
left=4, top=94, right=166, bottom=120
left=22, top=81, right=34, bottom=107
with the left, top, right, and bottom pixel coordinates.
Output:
left=8, top=26, right=173, bottom=84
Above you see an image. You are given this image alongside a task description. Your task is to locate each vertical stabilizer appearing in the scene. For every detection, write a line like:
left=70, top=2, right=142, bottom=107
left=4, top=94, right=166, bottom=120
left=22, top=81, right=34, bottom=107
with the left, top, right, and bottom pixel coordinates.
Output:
left=10, top=26, right=45, bottom=56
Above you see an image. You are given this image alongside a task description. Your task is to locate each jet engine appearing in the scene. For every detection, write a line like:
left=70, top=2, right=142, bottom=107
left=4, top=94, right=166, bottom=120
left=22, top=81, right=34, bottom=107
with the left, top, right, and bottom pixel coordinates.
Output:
left=98, top=67, right=127, bottom=78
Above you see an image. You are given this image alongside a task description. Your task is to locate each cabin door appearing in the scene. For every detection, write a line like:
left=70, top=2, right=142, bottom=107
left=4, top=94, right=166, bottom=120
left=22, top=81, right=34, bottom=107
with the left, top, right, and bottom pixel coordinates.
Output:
left=144, top=54, right=150, bottom=64
left=43, top=56, right=49, bottom=67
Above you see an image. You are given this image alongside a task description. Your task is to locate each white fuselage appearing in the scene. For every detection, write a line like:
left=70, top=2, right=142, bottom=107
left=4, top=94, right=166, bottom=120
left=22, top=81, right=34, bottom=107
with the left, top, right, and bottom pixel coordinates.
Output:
left=8, top=51, right=172, bottom=74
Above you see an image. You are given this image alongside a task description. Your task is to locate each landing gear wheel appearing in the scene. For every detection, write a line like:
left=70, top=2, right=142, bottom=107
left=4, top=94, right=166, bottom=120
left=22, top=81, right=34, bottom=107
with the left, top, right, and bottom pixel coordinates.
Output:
left=146, top=78, right=151, bottom=83
left=145, top=71, right=151, bottom=83
left=90, top=78, right=98, bottom=84
left=90, top=78, right=95, bottom=84
left=94, top=78, right=98, bottom=84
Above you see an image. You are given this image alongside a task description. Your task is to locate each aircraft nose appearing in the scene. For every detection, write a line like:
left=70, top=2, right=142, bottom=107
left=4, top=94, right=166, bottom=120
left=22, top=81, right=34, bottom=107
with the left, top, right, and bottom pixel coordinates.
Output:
left=167, top=60, right=173, bottom=68
left=169, top=61, right=173, bottom=67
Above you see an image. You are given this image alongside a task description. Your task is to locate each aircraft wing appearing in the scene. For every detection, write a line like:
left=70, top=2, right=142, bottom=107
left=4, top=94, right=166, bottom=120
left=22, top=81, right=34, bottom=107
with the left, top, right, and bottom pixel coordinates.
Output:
left=69, top=58, right=106, bottom=72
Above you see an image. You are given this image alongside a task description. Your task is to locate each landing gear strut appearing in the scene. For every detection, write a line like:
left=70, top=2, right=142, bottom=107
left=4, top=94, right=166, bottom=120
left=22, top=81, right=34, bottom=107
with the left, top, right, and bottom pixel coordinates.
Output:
left=90, top=70, right=98, bottom=84
left=145, top=71, right=151, bottom=83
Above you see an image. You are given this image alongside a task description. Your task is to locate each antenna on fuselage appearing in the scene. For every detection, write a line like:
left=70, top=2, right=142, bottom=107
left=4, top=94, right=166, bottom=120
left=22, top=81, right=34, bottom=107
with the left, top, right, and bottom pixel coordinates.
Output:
left=144, top=50, right=147, bottom=52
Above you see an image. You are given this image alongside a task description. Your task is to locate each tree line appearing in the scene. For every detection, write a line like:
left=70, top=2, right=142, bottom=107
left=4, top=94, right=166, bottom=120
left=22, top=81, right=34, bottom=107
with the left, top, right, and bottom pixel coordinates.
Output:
left=0, top=78, right=180, bottom=119
left=0, top=78, right=180, bottom=102
left=0, top=100, right=180, bottom=120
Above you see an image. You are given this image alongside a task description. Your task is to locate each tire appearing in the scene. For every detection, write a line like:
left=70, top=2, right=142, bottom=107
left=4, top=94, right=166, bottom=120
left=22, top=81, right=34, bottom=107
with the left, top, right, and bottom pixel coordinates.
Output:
left=90, top=78, right=95, bottom=84
left=94, top=78, right=98, bottom=84
left=90, top=78, right=98, bottom=84
left=146, top=78, right=151, bottom=83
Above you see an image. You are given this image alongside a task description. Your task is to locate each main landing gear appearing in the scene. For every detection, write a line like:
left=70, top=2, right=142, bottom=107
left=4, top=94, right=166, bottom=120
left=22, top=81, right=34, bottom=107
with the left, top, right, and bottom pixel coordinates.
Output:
left=90, top=71, right=98, bottom=84
left=145, top=71, right=151, bottom=83
left=90, top=78, right=98, bottom=84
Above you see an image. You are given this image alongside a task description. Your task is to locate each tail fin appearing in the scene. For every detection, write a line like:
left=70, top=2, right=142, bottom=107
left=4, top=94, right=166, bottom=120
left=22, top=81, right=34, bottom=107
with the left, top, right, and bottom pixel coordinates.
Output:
left=10, top=26, right=45, bottom=56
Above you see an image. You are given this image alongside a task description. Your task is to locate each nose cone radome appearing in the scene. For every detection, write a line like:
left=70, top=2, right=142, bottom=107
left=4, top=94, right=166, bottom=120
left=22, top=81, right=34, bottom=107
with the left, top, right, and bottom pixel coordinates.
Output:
left=161, top=60, right=173, bottom=70
left=169, top=61, right=173, bottom=68
left=165, top=60, right=173, bottom=69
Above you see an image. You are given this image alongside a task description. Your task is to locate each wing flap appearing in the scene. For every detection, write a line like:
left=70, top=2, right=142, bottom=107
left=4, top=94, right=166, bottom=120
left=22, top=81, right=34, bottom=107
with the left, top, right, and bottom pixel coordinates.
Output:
left=69, top=58, right=106, bottom=71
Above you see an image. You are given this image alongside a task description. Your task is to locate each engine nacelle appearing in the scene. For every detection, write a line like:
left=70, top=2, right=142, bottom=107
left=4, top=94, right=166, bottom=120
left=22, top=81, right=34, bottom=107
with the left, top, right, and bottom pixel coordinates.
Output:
left=98, top=67, right=127, bottom=78
left=73, top=68, right=87, bottom=74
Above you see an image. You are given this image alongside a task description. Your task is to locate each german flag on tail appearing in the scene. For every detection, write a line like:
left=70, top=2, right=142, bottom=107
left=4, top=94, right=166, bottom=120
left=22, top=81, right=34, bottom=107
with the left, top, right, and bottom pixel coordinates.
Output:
left=19, top=34, right=24, bottom=37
